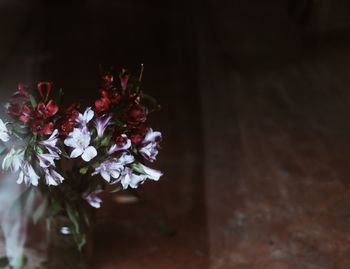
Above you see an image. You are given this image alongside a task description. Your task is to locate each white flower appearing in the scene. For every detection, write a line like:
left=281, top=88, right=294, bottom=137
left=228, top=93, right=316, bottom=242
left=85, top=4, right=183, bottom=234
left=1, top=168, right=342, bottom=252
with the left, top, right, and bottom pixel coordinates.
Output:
left=92, top=159, right=124, bottom=182
left=2, top=149, right=24, bottom=172
left=92, top=153, right=135, bottom=182
left=118, top=152, right=135, bottom=165
left=37, top=153, right=58, bottom=168
left=0, top=119, right=10, bottom=142
left=39, top=129, right=61, bottom=157
left=108, top=134, right=131, bottom=155
left=119, top=167, right=146, bottom=189
left=83, top=188, right=103, bottom=208
left=138, top=163, right=163, bottom=181
left=139, top=129, right=161, bottom=162
left=64, top=128, right=97, bottom=162
left=76, top=107, right=94, bottom=128
left=17, top=162, right=40, bottom=186
left=119, top=163, right=163, bottom=189
left=44, top=168, right=64, bottom=186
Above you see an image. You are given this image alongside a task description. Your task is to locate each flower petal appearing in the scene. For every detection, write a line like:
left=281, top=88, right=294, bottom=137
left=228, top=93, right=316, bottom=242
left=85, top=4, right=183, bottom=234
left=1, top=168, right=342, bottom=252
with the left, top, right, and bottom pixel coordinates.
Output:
left=70, top=148, right=84, bottom=158
left=82, top=146, right=97, bottom=162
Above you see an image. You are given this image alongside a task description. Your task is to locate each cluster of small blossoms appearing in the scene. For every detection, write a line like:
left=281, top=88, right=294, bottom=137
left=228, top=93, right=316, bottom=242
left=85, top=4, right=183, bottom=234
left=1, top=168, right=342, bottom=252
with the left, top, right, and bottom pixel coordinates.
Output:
left=0, top=70, right=162, bottom=209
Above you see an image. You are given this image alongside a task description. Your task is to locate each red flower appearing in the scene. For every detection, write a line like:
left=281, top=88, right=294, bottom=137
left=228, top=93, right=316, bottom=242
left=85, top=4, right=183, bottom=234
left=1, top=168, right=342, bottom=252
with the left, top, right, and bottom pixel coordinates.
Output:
left=12, top=84, right=29, bottom=99
left=129, top=124, right=148, bottom=144
left=119, top=69, right=129, bottom=90
left=102, top=75, right=114, bottom=87
left=110, top=91, right=122, bottom=104
left=95, top=97, right=111, bottom=114
left=31, top=120, right=54, bottom=136
left=55, top=118, right=75, bottom=136
left=6, top=103, right=33, bottom=123
left=19, top=105, right=33, bottom=123
left=55, top=102, right=80, bottom=136
left=37, top=82, right=52, bottom=100
left=124, top=105, right=147, bottom=126
left=36, top=100, right=59, bottom=119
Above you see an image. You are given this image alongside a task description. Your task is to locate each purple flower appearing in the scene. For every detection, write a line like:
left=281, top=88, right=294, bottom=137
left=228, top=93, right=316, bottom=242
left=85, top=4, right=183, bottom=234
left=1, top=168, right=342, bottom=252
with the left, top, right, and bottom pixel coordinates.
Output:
left=119, top=167, right=145, bottom=189
left=83, top=188, right=103, bottom=208
left=108, top=134, right=131, bottom=155
left=37, top=153, right=58, bottom=168
left=44, top=167, right=64, bottom=186
left=94, top=114, right=112, bottom=138
left=92, top=159, right=124, bottom=182
left=39, top=129, right=61, bottom=157
left=92, top=152, right=134, bottom=182
left=76, top=107, right=94, bottom=128
left=64, top=127, right=97, bottom=162
left=17, top=162, right=40, bottom=186
left=139, top=129, right=162, bottom=162
left=119, top=163, right=163, bottom=189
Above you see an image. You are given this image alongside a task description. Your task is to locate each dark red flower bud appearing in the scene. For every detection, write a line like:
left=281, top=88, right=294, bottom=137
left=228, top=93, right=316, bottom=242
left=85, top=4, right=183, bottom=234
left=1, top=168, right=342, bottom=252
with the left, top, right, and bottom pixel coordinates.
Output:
left=100, top=89, right=109, bottom=99
left=129, top=124, right=148, bottom=144
left=12, top=84, right=29, bottom=99
left=37, top=82, right=52, bottom=100
left=110, top=91, right=122, bottom=104
left=125, top=105, right=147, bottom=126
left=95, top=97, right=111, bottom=114
left=119, top=69, right=129, bottom=90
left=19, top=105, right=33, bottom=123
left=102, top=75, right=114, bottom=86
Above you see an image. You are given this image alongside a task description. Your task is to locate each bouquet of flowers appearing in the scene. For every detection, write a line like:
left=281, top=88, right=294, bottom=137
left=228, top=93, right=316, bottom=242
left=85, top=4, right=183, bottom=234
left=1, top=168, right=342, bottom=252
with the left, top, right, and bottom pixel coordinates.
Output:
left=0, top=68, right=163, bottom=252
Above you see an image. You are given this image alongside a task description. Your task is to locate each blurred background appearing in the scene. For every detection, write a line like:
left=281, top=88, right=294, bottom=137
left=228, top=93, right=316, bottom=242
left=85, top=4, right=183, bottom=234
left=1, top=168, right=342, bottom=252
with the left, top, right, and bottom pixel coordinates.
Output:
left=1, top=0, right=350, bottom=268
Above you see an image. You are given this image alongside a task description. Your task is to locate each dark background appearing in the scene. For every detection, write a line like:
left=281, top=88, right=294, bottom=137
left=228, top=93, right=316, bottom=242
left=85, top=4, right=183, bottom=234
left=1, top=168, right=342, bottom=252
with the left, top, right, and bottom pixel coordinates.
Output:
left=1, top=0, right=350, bottom=268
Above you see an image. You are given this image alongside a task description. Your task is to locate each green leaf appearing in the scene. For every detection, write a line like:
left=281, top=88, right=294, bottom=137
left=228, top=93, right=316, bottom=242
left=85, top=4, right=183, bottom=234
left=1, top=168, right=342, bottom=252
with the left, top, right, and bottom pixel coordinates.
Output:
left=110, top=186, right=122, bottom=193
left=130, top=163, right=146, bottom=175
left=66, top=204, right=80, bottom=235
left=79, top=167, right=89, bottom=175
left=91, top=162, right=100, bottom=169
left=100, top=135, right=111, bottom=147
left=0, top=142, right=7, bottom=156
left=50, top=200, right=62, bottom=217
left=0, top=256, right=9, bottom=268
left=12, top=124, right=29, bottom=136
left=29, top=94, right=37, bottom=108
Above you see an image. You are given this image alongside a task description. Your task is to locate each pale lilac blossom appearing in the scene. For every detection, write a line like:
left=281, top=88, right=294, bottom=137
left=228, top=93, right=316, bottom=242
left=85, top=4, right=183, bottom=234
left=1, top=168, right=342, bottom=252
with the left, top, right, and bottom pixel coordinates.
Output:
left=119, top=163, right=162, bottom=189
left=2, top=149, right=24, bottom=172
left=0, top=119, right=10, bottom=142
left=37, top=153, right=58, bottom=168
left=64, top=128, right=97, bottom=162
left=94, top=114, right=112, bottom=138
left=83, top=188, right=103, bottom=208
left=76, top=107, right=94, bottom=128
left=39, top=129, right=61, bottom=157
left=139, top=129, right=162, bottom=162
left=44, top=168, right=64, bottom=186
left=138, top=163, right=163, bottom=181
left=119, top=167, right=146, bottom=189
left=92, top=153, right=134, bottom=182
left=17, top=162, right=40, bottom=186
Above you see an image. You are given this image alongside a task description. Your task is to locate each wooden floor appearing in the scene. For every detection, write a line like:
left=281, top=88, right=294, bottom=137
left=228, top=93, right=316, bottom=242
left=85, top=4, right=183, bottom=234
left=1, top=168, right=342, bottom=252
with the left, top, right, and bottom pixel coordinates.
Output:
left=1, top=0, right=350, bottom=268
